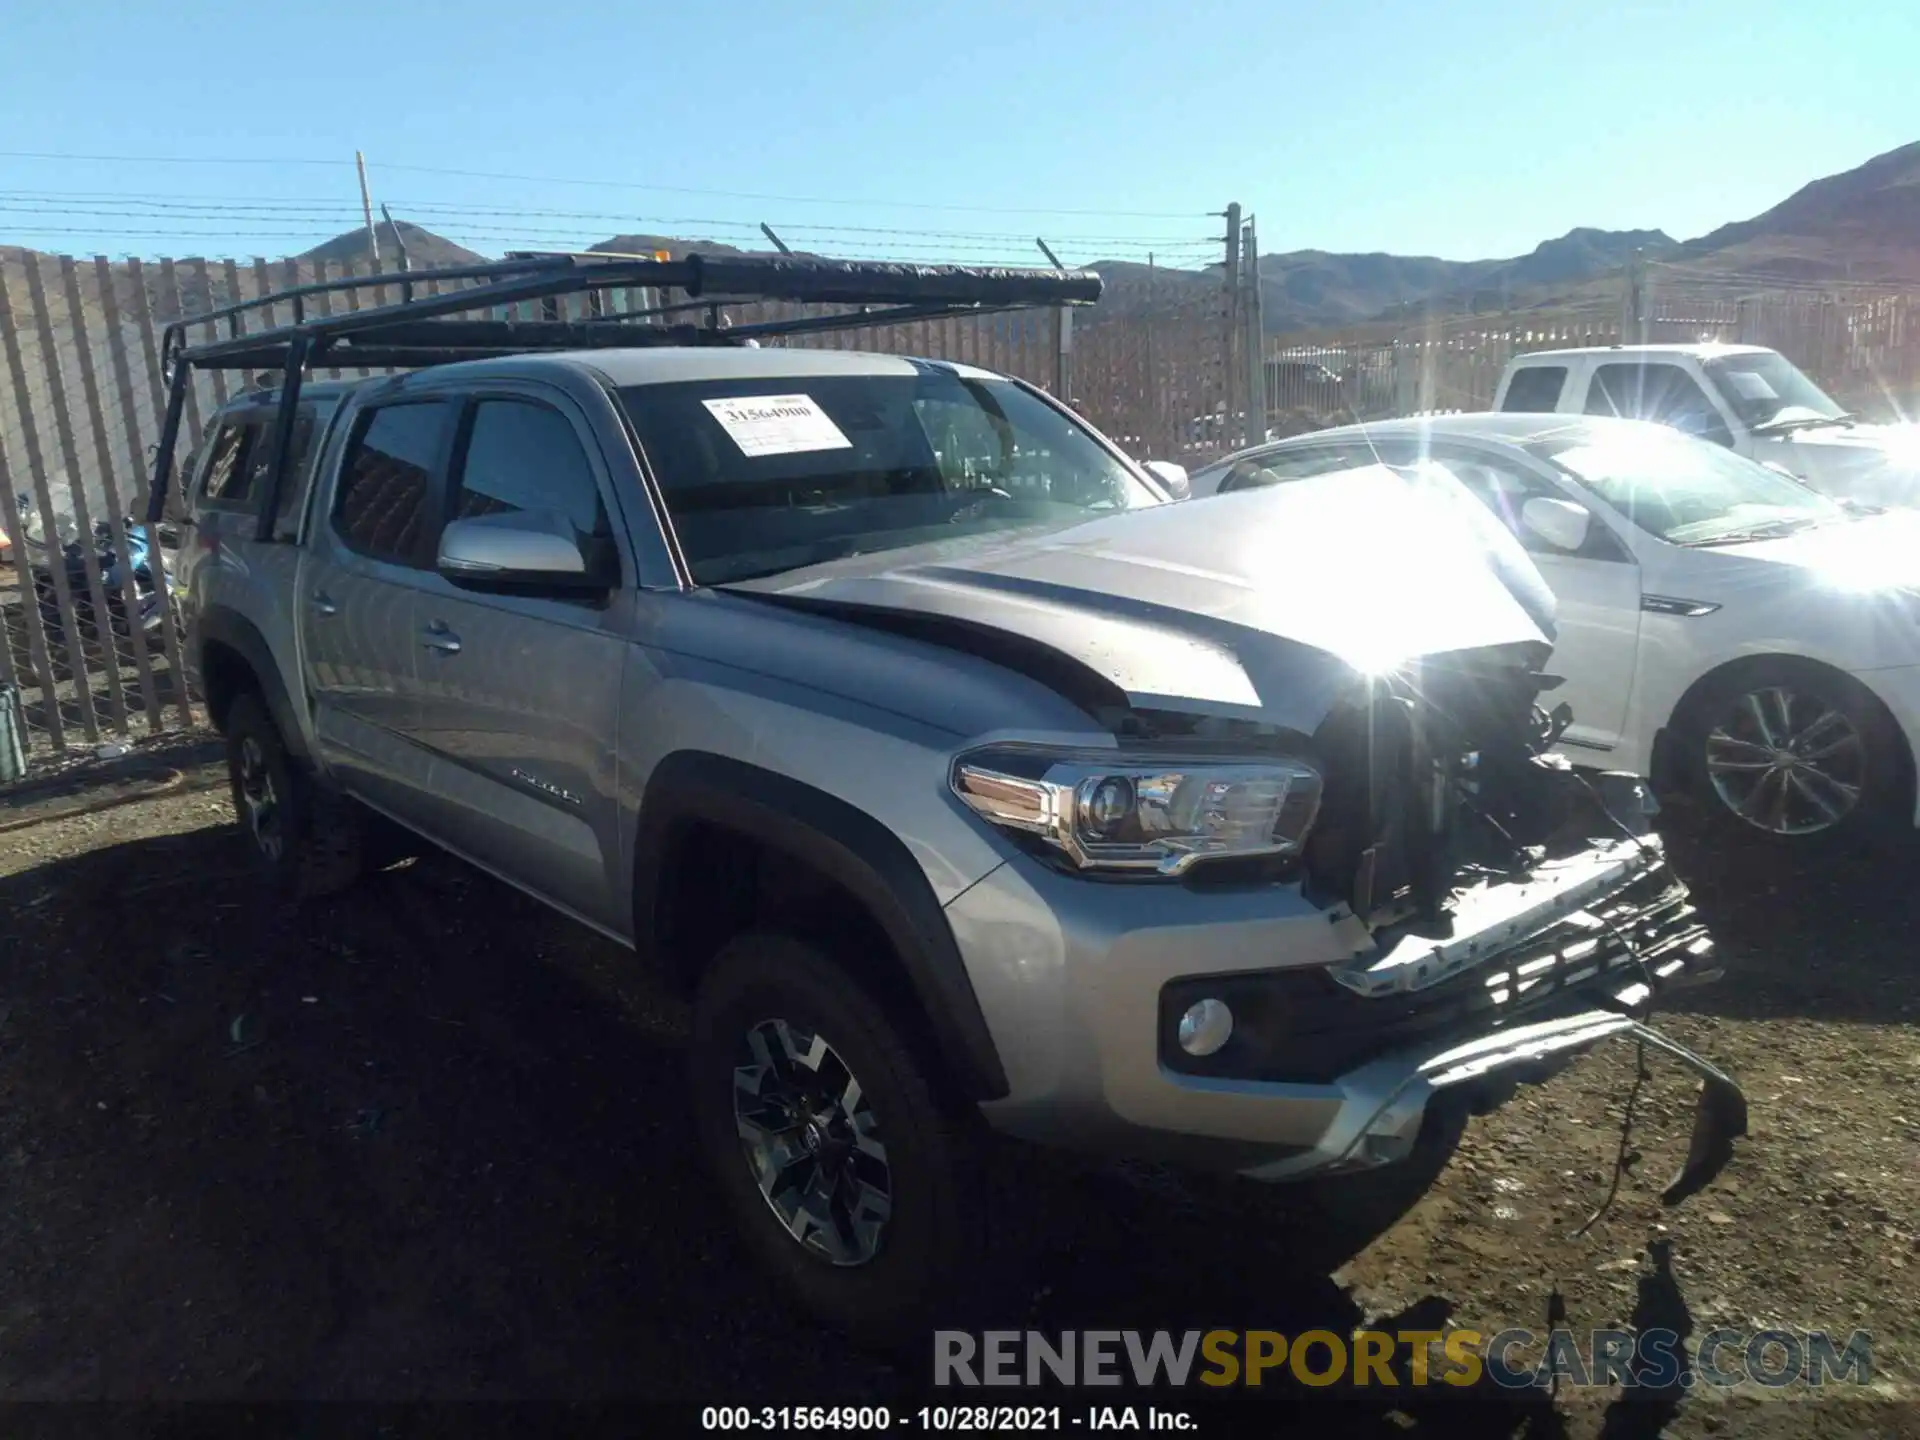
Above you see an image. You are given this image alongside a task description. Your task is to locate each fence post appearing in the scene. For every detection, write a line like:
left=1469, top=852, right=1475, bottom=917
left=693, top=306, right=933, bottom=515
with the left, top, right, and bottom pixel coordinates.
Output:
left=63, top=256, right=164, bottom=733
left=1244, top=216, right=1266, bottom=446
left=27, top=257, right=132, bottom=735
left=0, top=262, right=102, bottom=743
left=0, top=426, right=63, bottom=752
left=1052, top=305, right=1074, bottom=402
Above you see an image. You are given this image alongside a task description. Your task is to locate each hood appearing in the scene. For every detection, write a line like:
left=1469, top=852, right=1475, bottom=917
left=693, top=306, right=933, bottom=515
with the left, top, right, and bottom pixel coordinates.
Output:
left=723, top=465, right=1557, bottom=733
left=1761, top=421, right=1920, bottom=504
left=1709, top=508, right=1920, bottom=589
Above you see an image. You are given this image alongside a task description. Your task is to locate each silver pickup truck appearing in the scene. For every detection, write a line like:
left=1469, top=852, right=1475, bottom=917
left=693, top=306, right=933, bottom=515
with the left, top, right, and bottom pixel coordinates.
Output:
left=164, top=258, right=1744, bottom=1346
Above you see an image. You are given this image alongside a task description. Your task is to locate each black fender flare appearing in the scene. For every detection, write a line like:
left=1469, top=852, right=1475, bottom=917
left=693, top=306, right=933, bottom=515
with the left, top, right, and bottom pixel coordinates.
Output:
left=633, top=751, right=1010, bottom=1102
left=194, top=605, right=311, bottom=763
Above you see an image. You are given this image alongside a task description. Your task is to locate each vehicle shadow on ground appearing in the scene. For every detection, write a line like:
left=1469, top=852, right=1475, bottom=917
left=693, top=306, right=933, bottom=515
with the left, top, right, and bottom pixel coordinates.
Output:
left=1650, top=808, right=1920, bottom=1028
left=0, top=824, right=1583, bottom=1433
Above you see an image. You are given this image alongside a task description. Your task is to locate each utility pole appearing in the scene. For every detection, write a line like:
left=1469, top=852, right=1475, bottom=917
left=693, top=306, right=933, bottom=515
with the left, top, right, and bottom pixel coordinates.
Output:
left=1243, top=215, right=1266, bottom=446
left=1221, top=202, right=1242, bottom=449
left=355, top=150, right=381, bottom=265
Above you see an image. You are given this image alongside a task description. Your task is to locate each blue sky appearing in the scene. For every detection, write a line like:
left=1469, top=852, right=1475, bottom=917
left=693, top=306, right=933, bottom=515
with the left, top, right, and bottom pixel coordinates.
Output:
left=3, top=0, right=1915, bottom=269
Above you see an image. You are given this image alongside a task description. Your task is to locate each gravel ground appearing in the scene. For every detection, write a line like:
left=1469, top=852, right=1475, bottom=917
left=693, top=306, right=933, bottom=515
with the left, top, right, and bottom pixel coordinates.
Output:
left=2, top=740, right=1917, bottom=1437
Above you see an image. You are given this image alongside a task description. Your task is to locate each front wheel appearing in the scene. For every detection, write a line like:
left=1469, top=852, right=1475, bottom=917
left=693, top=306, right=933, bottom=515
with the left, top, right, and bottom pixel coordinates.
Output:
left=1680, top=661, right=1906, bottom=844
left=689, top=932, right=996, bottom=1349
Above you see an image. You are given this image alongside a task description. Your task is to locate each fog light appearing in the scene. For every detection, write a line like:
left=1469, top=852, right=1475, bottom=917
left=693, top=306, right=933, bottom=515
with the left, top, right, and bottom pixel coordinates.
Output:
left=1177, top=998, right=1233, bottom=1057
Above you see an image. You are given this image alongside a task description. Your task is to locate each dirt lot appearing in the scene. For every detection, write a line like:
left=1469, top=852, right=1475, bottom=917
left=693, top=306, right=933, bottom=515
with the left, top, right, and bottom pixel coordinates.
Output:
left=3, top=736, right=1918, bottom=1436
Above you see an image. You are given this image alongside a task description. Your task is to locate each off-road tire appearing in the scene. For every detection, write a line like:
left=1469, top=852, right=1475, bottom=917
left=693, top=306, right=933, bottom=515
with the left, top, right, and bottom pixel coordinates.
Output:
left=689, top=931, right=998, bottom=1351
left=223, top=690, right=362, bottom=900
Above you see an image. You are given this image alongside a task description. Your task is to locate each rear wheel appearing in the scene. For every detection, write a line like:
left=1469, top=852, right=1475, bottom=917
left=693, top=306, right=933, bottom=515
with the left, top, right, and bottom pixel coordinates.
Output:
left=1679, top=660, right=1905, bottom=844
left=224, top=691, right=362, bottom=899
left=689, top=931, right=995, bottom=1349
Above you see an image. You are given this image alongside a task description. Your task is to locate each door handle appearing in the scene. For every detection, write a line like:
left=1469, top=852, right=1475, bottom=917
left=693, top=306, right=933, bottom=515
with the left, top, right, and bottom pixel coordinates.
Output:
left=311, top=591, right=338, bottom=617
left=420, top=621, right=462, bottom=655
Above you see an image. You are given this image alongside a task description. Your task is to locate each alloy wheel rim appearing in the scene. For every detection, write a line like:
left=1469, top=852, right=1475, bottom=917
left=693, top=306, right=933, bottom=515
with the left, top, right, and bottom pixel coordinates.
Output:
left=1706, top=686, right=1864, bottom=836
left=732, top=1017, right=892, bottom=1267
left=236, top=736, right=284, bottom=861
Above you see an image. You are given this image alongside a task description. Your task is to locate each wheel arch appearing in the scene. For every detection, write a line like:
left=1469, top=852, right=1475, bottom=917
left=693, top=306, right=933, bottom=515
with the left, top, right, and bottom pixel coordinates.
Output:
left=195, top=605, right=311, bottom=763
left=632, top=751, right=1010, bottom=1103
left=1652, top=651, right=1915, bottom=804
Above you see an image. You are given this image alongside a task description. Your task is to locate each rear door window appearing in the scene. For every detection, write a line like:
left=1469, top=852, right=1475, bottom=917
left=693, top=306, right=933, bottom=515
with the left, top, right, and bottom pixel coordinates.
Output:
left=1500, top=366, right=1569, bottom=413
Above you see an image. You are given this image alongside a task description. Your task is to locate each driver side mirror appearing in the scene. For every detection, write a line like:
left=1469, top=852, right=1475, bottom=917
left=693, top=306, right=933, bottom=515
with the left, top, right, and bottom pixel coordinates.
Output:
left=437, top=511, right=610, bottom=596
left=1143, top=460, right=1191, bottom=500
left=1520, top=496, right=1594, bottom=553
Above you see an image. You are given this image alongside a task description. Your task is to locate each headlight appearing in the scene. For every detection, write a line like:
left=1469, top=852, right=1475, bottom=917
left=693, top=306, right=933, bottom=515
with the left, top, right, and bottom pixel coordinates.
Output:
left=951, top=745, right=1322, bottom=876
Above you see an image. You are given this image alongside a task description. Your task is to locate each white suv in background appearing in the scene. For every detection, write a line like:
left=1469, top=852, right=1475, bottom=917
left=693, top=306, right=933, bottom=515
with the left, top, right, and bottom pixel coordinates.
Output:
left=1191, top=414, right=1920, bottom=845
left=1493, top=343, right=1920, bottom=507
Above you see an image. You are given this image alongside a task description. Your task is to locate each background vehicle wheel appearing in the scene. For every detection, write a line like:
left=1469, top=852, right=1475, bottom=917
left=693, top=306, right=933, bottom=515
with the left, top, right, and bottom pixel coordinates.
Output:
left=1677, top=660, right=1906, bottom=845
left=223, top=691, right=363, bottom=900
left=689, top=931, right=995, bottom=1350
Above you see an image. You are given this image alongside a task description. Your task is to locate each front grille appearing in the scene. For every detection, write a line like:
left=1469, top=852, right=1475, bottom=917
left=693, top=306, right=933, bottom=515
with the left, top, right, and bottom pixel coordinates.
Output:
left=1161, top=864, right=1705, bottom=1085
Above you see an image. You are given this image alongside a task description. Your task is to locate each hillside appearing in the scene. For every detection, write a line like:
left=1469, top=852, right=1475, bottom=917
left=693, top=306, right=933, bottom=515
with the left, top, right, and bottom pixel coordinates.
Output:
left=1672, top=139, right=1920, bottom=282
left=297, top=220, right=485, bottom=269
left=8, top=138, right=1913, bottom=336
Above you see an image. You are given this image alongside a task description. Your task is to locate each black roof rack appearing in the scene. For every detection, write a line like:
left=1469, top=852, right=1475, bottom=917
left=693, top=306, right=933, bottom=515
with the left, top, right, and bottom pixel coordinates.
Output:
left=147, top=250, right=1102, bottom=525
left=162, top=249, right=1101, bottom=373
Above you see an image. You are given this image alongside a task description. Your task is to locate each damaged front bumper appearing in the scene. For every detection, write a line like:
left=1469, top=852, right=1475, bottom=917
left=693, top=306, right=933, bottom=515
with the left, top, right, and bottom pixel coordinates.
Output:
left=1216, top=845, right=1746, bottom=1199
left=1237, top=1005, right=1747, bottom=1205
left=959, top=833, right=1745, bottom=1201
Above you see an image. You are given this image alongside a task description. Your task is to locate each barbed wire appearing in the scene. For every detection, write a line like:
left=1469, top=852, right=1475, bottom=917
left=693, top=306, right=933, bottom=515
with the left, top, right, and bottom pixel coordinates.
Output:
left=0, top=195, right=1218, bottom=248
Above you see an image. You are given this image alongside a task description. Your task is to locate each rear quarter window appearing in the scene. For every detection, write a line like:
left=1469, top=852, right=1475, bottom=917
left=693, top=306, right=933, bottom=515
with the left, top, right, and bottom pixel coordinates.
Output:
left=1500, top=366, right=1569, bottom=413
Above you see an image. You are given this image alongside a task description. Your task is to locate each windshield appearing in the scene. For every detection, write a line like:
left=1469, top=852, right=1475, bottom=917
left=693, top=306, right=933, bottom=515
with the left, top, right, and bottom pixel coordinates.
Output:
left=1702, top=352, right=1847, bottom=430
left=619, top=370, right=1163, bottom=584
left=1526, top=429, right=1847, bottom=545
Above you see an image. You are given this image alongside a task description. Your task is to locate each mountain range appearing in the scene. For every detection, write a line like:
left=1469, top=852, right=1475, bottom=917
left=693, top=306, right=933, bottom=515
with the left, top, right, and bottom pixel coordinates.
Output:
left=14, top=140, right=1915, bottom=336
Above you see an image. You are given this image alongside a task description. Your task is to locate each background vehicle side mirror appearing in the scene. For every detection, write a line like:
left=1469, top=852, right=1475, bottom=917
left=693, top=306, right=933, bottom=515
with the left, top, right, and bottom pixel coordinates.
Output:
left=1520, top=496, right=1594, bottom=552
left=437, top=512, right=609, bottom=596
left=1143, top=460, right=1191, bottom=500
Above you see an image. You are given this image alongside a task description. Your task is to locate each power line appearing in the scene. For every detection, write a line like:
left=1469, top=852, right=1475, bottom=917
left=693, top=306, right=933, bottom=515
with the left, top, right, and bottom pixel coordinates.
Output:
left=0, top=196, right=1216, bottom=248
left=4, top=220, right=1213, bottom=255
left=2, top=211, right=1217, bottom=259
left=0, top=150, right=1209, bottom=220
left=3, top=223, right=1221, bottom=270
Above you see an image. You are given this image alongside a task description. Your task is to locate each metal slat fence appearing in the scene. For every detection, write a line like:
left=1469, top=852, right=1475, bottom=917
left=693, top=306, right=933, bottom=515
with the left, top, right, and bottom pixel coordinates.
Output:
left=5, top=243, right=1918, bottom=774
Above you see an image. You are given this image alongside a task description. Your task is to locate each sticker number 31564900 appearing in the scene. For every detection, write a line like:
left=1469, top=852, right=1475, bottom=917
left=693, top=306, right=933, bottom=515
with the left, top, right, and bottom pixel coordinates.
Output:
left=701, top=394, right=854, bottom=458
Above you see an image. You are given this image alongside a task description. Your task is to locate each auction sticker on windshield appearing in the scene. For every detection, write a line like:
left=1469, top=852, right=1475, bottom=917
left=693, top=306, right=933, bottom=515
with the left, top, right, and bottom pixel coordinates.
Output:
left=702, top=394, right=853, bottom=457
